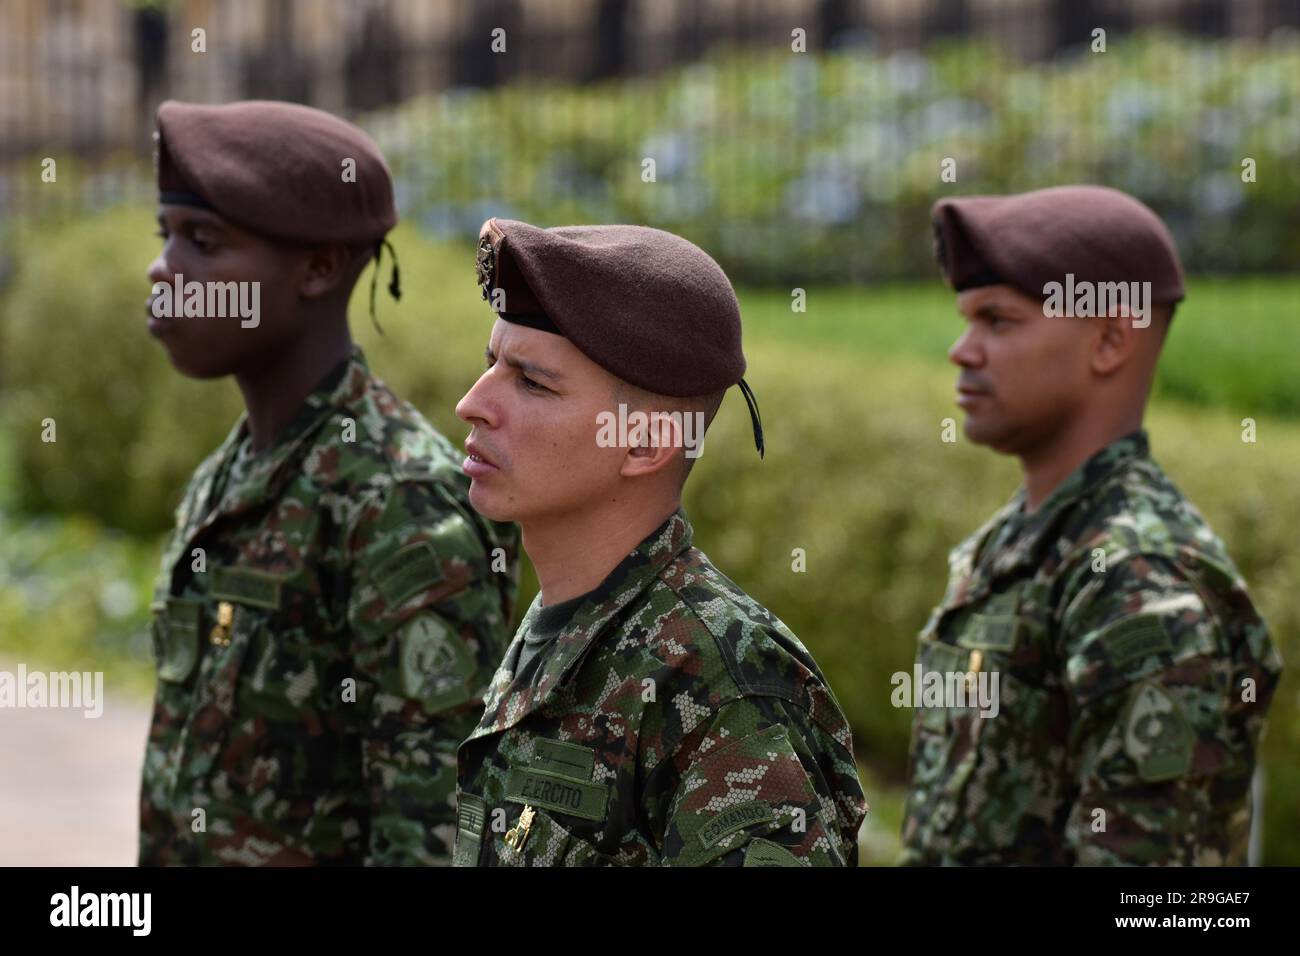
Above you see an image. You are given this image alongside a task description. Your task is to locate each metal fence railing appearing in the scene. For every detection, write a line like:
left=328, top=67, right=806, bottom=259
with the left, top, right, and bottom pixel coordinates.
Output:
left=1, top=0, right=1296, bottom=232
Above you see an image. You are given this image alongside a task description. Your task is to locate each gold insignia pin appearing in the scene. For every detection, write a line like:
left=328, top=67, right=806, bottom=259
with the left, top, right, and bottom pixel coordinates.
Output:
left=965, top=649, right=983, bottom=693
left=209, top=601, right=234, bottom=647
left=504, top=805, right=535, bottom=850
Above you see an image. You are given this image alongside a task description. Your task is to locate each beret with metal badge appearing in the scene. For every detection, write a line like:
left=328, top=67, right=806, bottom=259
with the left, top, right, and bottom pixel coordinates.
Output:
left=476, top=218, right=764, bottom=457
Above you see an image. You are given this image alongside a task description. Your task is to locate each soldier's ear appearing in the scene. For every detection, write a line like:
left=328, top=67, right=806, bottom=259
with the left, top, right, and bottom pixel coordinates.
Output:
left=299, top=242, right=354, bottom=300
left=1091, top=308, right=1141, bottom=377
left=620, top=411, right=684, bottom=481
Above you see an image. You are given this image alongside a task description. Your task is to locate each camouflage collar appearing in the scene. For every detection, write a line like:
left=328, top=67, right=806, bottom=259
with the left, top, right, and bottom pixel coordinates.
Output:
left=195, top=346, right=372, bottom=527
left=984, top=429, right=1151, bottom=578
left=468, top=508, right=694, bottom=740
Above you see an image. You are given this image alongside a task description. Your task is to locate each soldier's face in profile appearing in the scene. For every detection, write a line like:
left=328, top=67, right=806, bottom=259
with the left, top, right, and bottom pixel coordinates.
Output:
left=145, top=205, right=315, bottom=378
left=456, top=319, right=629, bottom=525
left=949, top=284, right=1094, bottom=454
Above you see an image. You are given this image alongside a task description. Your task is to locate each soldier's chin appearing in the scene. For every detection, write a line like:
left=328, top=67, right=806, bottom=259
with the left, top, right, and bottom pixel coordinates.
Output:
left=156, top=339, right=236, bottom=380
left=961, top=413, right=1005, bottom=450
left=467, top=481, right=515, bottom=523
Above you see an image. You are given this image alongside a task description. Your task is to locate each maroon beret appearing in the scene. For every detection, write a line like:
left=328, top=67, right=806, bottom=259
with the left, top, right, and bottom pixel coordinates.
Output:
left=475, top=218, right=764, bottom=455
left=154, top=100, right=397, bottom=245
left=932, top=185, right=1185, bottom=306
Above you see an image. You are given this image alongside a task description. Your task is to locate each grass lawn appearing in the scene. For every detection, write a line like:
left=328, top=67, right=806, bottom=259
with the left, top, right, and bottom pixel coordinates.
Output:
left=738, top=277, right=1300, bottom=417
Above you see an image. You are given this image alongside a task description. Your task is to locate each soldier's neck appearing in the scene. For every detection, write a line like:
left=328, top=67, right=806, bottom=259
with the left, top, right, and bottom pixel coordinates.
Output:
left=524, top=499, right=680, bottom=606
left=236, top=320, right=353, bottom=453
left=1019, top=412, right=1144, bottom=514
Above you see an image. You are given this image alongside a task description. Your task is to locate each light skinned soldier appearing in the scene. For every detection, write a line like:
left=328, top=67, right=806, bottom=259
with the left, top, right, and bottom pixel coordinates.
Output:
left=450, top=218, right=868, bottom=866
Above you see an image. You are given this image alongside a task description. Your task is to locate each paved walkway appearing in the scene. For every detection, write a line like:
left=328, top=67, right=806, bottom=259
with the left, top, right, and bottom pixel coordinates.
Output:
left=0, top=666, right=150, bottom=866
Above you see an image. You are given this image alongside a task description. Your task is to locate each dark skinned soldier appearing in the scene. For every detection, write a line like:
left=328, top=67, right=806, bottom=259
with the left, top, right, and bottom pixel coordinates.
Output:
left=139, top=100, right=517, bottom=865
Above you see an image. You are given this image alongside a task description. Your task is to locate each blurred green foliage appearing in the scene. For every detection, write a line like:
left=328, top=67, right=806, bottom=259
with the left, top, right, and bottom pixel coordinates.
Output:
left=0, top=512, right=160, bottom=700
left=742, top=280, right=1300, bottom=417
left=1, top=208, right=1295, bottom=862
left=368, top=33, right=1300, bottom=284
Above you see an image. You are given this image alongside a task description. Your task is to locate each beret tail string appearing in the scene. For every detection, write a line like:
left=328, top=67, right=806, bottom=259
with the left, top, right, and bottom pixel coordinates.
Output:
left=739, top=377, right=764, bottom=459
left=384, top=237, right=401, bottom=301
left=367, top=241, right=386, bottom=337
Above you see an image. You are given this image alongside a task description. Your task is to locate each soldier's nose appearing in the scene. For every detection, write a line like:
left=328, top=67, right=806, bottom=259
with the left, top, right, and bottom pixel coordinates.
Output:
left=146, top=253, right=173, bottom=286
left=948, top=329, right=982, bottom=368
left=456, top=373, right=498, bottom=429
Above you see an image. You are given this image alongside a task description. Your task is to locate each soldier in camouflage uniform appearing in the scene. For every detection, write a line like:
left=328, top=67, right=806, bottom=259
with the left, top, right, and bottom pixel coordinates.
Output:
left=903, top=186, right=1282, bottom=865
left=139, top=101, right=517, bottom=865
left=450, top=219, right=868, bottom=866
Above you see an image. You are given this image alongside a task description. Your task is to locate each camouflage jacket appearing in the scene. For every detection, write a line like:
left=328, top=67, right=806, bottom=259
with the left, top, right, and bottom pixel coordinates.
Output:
left=901, top=431, right=1282, bottom=865
left=452, top=509, right=868, bottom=867
left=139, top=347, right=518, bottom=865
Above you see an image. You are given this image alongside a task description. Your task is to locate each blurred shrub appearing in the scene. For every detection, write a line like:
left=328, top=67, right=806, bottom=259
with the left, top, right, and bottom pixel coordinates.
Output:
left=365, top=32, right=1300, bottom=284
left=0, top=511, right=160, bottom=699
left=0, top=210, right=240, bottom=532
left=0, top=209, right=486, bottom=534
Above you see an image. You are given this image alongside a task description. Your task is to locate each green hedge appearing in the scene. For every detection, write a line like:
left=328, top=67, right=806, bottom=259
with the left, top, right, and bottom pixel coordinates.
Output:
left=0, top=210, right=485, bottom=534
left=2, top=208, right=1295, bottom=862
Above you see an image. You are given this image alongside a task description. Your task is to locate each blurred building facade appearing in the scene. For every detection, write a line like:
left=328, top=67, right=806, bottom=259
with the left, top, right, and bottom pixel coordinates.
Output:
left=3, top=0, right=1296, bottom=162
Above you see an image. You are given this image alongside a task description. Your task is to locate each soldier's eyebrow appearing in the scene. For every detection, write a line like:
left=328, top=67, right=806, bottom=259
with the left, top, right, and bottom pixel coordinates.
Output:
left=485, top=346, right=563, bottom=382
left=972, top=302, right=1016, bottom=321
left=156, top=210, right=229, bottom=235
